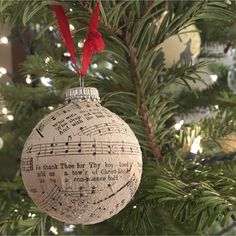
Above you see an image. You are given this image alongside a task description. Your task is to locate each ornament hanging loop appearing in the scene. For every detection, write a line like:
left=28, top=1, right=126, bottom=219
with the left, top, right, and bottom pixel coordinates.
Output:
left=53, top=2, right=104, bottom=82
left=82, top=76, right=85, bottom=87
left=78, top=74, right=84, bottom=88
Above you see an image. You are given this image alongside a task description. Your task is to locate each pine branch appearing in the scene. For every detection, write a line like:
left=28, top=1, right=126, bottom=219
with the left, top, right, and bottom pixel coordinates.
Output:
left=133, top=0, right=155, bottom=29
left=128, top=42, right=163, bottom=164
left=77, top=1, right=123, bottom=36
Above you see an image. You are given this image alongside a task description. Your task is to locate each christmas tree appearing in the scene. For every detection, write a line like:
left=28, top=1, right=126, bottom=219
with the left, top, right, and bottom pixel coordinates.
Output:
left=1, top=0, right=236, bottom=235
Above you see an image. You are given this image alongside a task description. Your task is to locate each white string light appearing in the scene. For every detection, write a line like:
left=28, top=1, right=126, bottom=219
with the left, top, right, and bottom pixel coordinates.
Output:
left=105, top=62, right=113, bottom=70
left=78, top=40, right=84, bottom=48
left=190, top=135, right=202, bottom=154
left=48, top=106, right=54, bottom=110
left=0, top=67, right=7, bottom=75
left=26, top=74, right=32, bottom=84
left=28, top=213, right=36, bottom=218
left=133, top=205, right=137, bottom=209
left=7, top=115, right=14, bottom=121
left=0, top=36, right=8, bottom=44
left=64, top=225, right=75, bottom=233
left=35, top=24, right=40, bottom=32
left=49, top=26, right=54, bottom=31
left=93, top=63, right=98, bottom=68
left=0, top=66, right=7, bottom=79
left=40, top=76, right=52, bottom=87
left=69, top=8, right=73, bottom=12
left=50, top=226, right=58, bottom=235
left=56, top=43, right=62, bottom=48
left=114, top=60, right=118, bottom=64
left=2, top=107, right=8, bottom=115
left=45, top=57, right=50, bottom=64
left=69, top=24, right=75, bottom=31
left=63, top=52, right=70, bottom=57
left=174, top=120, right=184, bottom=130
left=210, top=74, right=218, bottom=82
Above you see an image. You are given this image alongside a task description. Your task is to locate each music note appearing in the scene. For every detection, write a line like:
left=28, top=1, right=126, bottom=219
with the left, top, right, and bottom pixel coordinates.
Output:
left=27, top=140, right=141, bottom=158
left=49, top=143, right=57, bottom=155
left=91, top=186, right=96, bottom=194
left=51, top=115, right=56, bottom=121
left=121, top=141, right=125, bottom=153
left=52, top=206, right=57, bottom=211
left=37, top=146, right=41, bottom=156
left=27, top=145, right=32, bottom=153
left=78, top=139, right=82, bottom=153
left=37, top=144, right=46, bottom=157
left=120, top=199, right=125, bottom=207
left=107, top=144, right=112, bottom=154
left=92, top=143, right=96, bottom=156
left=65, top=135, right=72, bottom=153
left=130, top=147, right=133, bottom=153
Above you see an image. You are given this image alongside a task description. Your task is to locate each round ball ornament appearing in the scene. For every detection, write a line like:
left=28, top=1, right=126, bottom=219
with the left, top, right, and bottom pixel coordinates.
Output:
left=21, top=87, right=142, bottom=225
left=220, top=132, right=236, bottom=153
left=154, top=24, right=201, bottom=68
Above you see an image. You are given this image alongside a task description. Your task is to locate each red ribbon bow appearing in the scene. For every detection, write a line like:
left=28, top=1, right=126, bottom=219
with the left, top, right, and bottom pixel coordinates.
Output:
left=53, top=1, right=104, bottom=78
left=81, top=2, right=104, bottom=76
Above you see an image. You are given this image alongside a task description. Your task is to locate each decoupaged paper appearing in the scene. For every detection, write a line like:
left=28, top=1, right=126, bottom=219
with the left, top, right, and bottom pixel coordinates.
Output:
left=21, top=96, right=142, bottom=224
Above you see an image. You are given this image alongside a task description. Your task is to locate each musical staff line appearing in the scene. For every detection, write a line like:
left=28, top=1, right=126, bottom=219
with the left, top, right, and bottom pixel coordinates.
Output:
left=26, top=140, right=141, bottom=158
left=92, top=173, right=135, bottom=205
left=36, top=184, right=62, bottom=211
left=62, top=186, right=102, bottom=197
left=80, top=123, right=133, bottom=137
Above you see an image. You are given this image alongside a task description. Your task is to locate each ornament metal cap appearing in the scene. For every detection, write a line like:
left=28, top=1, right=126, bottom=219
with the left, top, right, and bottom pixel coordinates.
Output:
left=65, top=87, right=100, bottom=103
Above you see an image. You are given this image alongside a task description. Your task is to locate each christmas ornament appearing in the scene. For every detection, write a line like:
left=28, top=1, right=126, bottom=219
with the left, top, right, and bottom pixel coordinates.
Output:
left=227, top=65, right=236, bottom=93
left=220, top=133, right=236, bottom=153
left=154, top=24, right=201, bottom=68
left=220, top=132, right=236, bottom=152
left=21, top=87, right=142, bottom=224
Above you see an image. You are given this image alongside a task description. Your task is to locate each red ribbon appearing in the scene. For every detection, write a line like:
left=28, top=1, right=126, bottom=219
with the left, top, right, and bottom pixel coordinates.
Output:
left=81, top=1, right=104, bottom=76
left=53, top=2, right=104, bottom=78
left=53, top=5, right=80, bottom=77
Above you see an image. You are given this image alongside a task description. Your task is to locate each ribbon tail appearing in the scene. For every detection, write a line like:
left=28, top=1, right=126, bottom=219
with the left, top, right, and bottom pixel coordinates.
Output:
left=93, top=33, right=104, bottom=52
left=81, top=40, right=93, bottom=77
left=89, top=1, right=100, bottom=31
left=53, top=5, right=78, bottom=70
